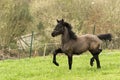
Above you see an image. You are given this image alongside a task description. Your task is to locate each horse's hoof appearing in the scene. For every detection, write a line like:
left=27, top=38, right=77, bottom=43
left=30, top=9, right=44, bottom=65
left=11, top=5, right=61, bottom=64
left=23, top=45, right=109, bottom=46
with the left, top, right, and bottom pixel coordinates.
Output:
left=55, top=63, right=59, bottom=66
left=69, top=67, right=72, bottom=70
left=90, top=58, right=94, bottom=66
left=53, top=61, right=59, bottom=66
left=97, top=66, right=101, bottom=69
left=90, top=63, right=93, bottom=66
left=90, top=61, right=94, bottom=66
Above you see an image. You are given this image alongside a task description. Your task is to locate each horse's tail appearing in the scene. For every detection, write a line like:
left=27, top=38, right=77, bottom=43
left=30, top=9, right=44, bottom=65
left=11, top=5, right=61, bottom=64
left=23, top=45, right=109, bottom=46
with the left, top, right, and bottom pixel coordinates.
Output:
left=97, top=33, right=112, bottom=41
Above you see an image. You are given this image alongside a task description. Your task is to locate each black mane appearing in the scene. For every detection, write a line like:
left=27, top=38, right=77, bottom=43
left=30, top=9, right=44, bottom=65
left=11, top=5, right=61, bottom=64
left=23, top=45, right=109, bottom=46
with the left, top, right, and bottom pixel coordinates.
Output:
left=63, top=22, right=77, bottom=40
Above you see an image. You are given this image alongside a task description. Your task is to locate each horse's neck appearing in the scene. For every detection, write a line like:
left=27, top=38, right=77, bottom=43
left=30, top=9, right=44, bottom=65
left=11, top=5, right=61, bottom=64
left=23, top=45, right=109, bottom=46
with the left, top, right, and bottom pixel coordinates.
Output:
left=61, top=27, right=70, bottom=44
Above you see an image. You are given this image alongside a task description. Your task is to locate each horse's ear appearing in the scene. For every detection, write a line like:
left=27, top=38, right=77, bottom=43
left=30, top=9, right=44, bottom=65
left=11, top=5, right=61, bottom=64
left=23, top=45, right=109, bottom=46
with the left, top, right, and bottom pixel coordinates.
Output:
left=61, top=19, right=64, bottom=22
left=57, top=19, right=60, bottom=23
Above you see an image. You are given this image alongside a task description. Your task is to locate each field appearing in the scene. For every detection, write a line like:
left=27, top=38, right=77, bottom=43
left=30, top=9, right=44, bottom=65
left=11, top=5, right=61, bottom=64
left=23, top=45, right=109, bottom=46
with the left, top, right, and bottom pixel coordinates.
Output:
left=0, top=50, right=120, bottom=80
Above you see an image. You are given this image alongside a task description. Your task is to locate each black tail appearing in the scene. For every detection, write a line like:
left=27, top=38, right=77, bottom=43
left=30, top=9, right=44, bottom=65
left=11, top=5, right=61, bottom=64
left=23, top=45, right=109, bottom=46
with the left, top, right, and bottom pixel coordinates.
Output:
left=97, top=33, right=112, bottom=41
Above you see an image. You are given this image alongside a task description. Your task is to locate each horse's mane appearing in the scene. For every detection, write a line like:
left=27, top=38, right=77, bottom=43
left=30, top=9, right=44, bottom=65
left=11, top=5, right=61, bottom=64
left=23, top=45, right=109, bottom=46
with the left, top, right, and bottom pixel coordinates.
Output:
left=63, top=22, right=77, bottom=40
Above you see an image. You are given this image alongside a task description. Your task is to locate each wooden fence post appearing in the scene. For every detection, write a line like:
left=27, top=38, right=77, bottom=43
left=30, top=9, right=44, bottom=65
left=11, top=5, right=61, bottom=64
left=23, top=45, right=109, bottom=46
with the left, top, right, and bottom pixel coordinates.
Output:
left=43, top=43, right=47, bottom=57
left=29, top=31, right=34, bottom=58
left=93, top=23, right=96, bottom=35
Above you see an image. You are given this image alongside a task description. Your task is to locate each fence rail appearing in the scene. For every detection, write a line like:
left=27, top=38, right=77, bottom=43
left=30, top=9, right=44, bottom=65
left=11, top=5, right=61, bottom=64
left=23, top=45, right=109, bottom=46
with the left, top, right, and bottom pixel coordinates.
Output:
left=16, top=37, right=120, bottom=57
left=0, top=33, right=120, bottom=60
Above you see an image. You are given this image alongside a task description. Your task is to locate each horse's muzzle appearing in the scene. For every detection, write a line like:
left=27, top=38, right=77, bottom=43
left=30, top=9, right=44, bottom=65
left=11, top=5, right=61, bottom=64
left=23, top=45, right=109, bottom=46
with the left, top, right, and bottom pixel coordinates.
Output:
left=51, top=32, right=56, bottom=37
left=51, top=30, right=61, bottom=37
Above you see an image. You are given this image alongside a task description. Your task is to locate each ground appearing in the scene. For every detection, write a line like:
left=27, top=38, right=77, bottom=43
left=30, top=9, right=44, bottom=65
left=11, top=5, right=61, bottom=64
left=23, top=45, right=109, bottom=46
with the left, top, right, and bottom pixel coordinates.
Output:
left=0, top=50, right=120, bottom=80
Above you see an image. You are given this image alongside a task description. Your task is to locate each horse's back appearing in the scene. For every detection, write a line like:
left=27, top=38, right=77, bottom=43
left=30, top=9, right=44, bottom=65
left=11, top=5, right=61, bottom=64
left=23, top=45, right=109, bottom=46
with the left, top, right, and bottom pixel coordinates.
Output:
left=78, top=34, right=102, bottom=50
left=79, top=34, right=101, bottom=43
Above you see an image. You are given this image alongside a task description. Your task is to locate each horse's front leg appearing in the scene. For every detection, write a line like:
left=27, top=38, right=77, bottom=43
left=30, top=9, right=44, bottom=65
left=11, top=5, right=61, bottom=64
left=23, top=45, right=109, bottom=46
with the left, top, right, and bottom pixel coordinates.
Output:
left=53, top=48, right=63, bottom=66
left=67, top=54, right=73, bottom=70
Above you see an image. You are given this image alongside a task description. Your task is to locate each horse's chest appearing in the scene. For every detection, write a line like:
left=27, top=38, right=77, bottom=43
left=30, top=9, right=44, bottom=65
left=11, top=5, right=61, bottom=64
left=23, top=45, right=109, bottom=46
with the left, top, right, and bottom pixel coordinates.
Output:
left=61, top=43, right=87, bottom=55
left=61, top=44, right=73, bottom=53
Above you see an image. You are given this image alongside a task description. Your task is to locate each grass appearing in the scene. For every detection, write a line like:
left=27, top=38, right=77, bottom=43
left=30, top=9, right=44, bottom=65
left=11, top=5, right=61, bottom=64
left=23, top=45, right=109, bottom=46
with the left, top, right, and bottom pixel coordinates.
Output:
left=0, top=50, right=120, bottom=80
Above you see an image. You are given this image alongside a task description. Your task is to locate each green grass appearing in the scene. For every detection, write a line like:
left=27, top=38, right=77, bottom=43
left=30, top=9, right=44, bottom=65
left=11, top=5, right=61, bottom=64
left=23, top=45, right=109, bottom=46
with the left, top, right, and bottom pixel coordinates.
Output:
left=0, top=50, right=120, bottom=80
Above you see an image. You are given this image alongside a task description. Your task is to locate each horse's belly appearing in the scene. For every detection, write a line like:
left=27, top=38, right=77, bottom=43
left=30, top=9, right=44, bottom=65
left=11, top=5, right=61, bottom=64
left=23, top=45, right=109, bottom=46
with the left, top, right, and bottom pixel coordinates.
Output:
left=73, top=52, right=83, bottom=55
left=73, top=50, right=87, bottom=55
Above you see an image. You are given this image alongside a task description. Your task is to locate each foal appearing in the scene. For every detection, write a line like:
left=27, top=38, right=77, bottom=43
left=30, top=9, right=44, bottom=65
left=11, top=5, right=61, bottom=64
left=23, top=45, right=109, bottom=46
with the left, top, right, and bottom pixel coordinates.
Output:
left=51, top=19, right=112, bottom=70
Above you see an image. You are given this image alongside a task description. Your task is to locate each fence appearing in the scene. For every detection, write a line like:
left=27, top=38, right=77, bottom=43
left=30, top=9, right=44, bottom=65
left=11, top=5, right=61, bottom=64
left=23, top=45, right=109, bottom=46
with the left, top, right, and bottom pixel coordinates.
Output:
left=33, top=38, right=120, bottom=56
left=0, top=32, right=120, bottom=60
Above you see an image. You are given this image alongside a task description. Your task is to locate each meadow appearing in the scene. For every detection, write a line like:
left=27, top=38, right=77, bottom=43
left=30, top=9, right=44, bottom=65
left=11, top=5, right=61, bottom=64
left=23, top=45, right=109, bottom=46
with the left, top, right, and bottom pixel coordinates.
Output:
left=0, top=50, right=120, bottom=80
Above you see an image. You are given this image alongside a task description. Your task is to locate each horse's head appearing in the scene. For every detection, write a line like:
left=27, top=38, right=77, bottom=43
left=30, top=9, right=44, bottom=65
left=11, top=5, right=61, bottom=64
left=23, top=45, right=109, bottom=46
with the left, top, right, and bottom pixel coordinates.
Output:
left=51, top=19, right=65, bottom=37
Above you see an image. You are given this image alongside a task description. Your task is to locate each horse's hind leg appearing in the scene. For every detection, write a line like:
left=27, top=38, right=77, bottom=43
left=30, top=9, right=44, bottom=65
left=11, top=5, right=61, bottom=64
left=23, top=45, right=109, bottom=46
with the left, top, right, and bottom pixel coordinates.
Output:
left=94, top=49, right=102, bottom=68
left=94, top=54, right=101, bottom=68
left=90, top=57, right=94, bottom=66
left=89, top=49, right=102, bottom=68
left=89, top=50, right=95, bottom=66
left=53, top=48, right=63, bottom=66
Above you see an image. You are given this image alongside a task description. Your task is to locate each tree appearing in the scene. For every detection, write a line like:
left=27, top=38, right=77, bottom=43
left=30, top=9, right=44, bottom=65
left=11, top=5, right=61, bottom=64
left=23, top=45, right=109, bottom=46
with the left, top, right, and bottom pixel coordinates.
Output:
left=0, top=0, right=32, bottom=49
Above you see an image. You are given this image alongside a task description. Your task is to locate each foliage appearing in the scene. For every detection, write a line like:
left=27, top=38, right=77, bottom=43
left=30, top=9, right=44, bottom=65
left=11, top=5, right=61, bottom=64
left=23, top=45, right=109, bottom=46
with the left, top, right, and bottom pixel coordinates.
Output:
left=30, top=0, right=120, bottom=42
left=0, top=50, right=120, bottom=80
left=0, top=0, right=32, bottom=48
left=0, top=0, right=120, bottom=51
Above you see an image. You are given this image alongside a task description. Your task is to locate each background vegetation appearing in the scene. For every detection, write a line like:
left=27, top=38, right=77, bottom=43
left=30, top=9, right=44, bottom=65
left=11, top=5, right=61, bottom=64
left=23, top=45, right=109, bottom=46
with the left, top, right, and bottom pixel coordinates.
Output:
left=0, top=0, right=120, bottom=58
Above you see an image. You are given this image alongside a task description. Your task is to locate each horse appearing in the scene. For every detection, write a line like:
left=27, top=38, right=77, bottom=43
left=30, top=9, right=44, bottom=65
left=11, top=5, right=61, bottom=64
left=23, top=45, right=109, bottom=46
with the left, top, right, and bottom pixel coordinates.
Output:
left=51, top=19, right=112, bottom=70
